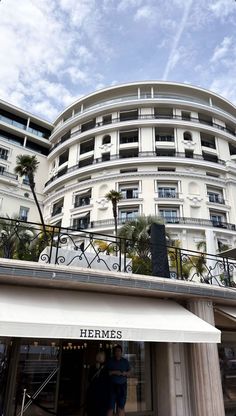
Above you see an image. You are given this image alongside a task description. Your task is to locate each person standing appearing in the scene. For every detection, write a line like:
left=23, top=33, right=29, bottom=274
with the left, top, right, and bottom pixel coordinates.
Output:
left=107, top=345, right=131, bottom=416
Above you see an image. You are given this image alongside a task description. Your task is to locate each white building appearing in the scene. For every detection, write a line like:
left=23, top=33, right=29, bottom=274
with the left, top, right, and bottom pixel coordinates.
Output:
left=1, top=82, right=236, bottom=416
left=0, top=99, right=52, bottom=222
left=43, top=81, right=236, bottom=253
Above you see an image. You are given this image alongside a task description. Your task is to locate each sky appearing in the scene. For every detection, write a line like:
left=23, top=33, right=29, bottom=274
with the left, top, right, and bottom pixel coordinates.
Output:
left=0, top=0, right=236, bottom=122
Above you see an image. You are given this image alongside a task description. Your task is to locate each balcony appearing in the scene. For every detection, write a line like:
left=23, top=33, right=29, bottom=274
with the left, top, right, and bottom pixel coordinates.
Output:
left=156, top=135, right=174, bottom=142
left=0, top=217, right=235, bottom=286
left=89, top=216, right=236, bottom=231
left=208, top=194, right=225, bottom=205
left=45, top=152, right=226, bottom=188
left=157, top=191, right=178, bottom=199
left=0, top=170, right=18, bottom=180
left=49, top=113, right=236, bottom=153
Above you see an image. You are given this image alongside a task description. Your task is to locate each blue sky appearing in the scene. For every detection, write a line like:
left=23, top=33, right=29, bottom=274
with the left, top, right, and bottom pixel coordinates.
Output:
left=0, top=0, right=236, bottom=121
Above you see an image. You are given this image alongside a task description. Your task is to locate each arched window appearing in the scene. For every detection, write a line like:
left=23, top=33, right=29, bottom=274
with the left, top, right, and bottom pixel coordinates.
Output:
left=102, top=135, right=111, bottom=145
left=184, top=131, right=192, bottom=141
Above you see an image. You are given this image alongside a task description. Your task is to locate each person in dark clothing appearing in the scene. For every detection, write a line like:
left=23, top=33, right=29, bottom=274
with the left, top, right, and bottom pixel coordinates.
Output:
left=86, top=350, right=109, bottom=416
left=107, top=345, right=131, bottom=416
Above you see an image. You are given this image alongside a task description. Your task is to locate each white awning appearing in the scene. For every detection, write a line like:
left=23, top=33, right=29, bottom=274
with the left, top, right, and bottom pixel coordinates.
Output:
left=215, top=306, right=236, bottom=322
left=0, top=285, right=220, bottom=343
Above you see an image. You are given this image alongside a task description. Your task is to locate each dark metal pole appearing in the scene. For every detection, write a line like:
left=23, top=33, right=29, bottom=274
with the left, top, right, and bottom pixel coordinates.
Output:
left=150, top=223, right=170, bottom=278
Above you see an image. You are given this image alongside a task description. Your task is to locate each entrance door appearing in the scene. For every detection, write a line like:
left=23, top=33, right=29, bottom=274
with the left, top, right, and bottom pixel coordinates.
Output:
left=0, top=338, right=11, bottom=414
left=57, top=341, right=101, bottom=416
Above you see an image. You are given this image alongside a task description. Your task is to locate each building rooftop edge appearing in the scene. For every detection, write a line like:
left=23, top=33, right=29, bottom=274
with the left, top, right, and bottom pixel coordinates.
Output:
left=0, top=98, right=54, bottom=128
left=53, top=80, right=236, bottom=124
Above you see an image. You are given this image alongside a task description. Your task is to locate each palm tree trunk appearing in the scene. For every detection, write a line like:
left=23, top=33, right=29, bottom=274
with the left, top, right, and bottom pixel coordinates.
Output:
left=112, top=201, right=118, bottom=238
left=30, top=182, right=47, bottom=241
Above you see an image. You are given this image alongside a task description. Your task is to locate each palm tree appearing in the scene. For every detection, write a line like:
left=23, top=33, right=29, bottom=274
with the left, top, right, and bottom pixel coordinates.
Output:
left=14, top=155, right=47, bottom=239
left=118, top=215, right=164, bottom=274
left=105, top=190, right=123, bottom=237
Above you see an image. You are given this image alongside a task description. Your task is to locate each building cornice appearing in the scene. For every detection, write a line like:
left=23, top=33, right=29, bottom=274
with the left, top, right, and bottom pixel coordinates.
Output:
left=0, top=258, right=235, bottom=305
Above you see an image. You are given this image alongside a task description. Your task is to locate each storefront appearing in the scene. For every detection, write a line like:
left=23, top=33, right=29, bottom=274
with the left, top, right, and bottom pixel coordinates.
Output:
left=0, top=283, right=223, bottom=416
left=215, top=307, right=236, bottom=416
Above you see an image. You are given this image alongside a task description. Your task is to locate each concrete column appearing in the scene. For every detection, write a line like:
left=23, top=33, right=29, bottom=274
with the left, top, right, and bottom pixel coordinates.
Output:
left=188, top=300, right=225, bottom=416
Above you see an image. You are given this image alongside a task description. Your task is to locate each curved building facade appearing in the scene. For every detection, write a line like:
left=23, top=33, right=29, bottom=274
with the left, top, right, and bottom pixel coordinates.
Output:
left=43, top=81, right=236, bottom=252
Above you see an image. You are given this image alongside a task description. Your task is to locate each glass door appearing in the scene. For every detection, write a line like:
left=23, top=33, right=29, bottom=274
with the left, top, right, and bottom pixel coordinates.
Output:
left=12, top=339, right=60, bottom=416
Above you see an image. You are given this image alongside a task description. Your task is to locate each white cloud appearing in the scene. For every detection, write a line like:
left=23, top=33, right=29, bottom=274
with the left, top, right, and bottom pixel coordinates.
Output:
left=117, top=0, right=144, bottom=12
left=0, top=0, right=111, bottom=120
left=210, top=37, right=233, bottom=63
left=134, top=5, right=154, bottom=20
left=209, top=0, right=235, bottom=19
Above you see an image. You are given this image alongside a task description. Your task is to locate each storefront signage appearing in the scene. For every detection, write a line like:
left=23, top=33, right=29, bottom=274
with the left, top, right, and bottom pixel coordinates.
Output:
left=80, top=329, right=122, bottom=339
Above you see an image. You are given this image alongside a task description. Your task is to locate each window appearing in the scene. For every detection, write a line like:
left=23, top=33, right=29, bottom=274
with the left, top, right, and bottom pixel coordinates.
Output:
left=119, top=148, right=139, bottom=158
left=74, top=191, right=91, bottom=208
left=207, top=190, right=224, bottom=204
left=102, top=115, right=112, bottom=125
left=0, top=108, right=27, bottom=130
left=198, top=113, right=212, bottom=126
left=57, top=166, right=68, bottom=177
left=19, top=206, right=29, bottom=221
left=158, top=167, right=176, bottom=172
left=158, top=187, right=177, bottom=198
left=185, top=149, right=193, bottom=158
left=80, top=139, right=94, bottom=154
left=210, top=212, right=226, bottom=227
left=155, top=127, right=174, bottom=142
left=119, top=130, right=138, bottom=144
left=0, top=166, right=5, bottom=175
left=156, top=149, right=176, bottom=157
left=81, top=119, right=96, bottom=132
left=59, top=149, right=69, bottom=166
left=60, top=130, right=71, bottom=143
left=203, top=152, right=219, bottom=163
left=23, top=175, right=30, bottom=185
left=79, top=157, right=94, bottom=168
left=102, top=135, right=111, bottom=145
left=182, top=111, right=191, bottom=121
left=201, top=133, right=216, bottom=149
left=0, top=148, right=8, bottom=160
left=120, top=168, right=138, bottom=173
left=159, top=208, right=179, bottom=223
left=52, top=198, right=64, bottom=217
left=183, top=132, right=192, bottom=141
left=120, top=109, right=138, bottom=121
left=154, top=107, right=173, bottom=118
left=72, top=213, right=90, bottom=229
left=119, top=183, right=139, bottom=199
left=206, top=172, right=220, bottom=178
left=102, top=153, right=110, bottom=162
left=118, top=207, right=139, bottom=221
left=28, top=122, right=51, bottom=139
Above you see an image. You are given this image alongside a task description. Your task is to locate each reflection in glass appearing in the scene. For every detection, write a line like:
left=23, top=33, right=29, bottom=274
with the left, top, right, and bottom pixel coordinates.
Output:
left=0, top=339, right=11, bottom=414
left=219, top=341, right=236, bottom=416
left=13, top=339, right=60, bottom=416
left=123, top=342, right=152, bottom=412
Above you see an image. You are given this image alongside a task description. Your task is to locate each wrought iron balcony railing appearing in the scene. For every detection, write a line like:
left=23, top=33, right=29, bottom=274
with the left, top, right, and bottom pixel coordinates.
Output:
left=0, top=170, right=18, bottom=180
left=208, top=195, right=225, bottom=204
left=0, top=216, right=235, bottom=288
left=49, top=113, right=236, bottom=153
left=89, top=216, right=236, bottom=231
left=45, top=151, right=226, bottom=187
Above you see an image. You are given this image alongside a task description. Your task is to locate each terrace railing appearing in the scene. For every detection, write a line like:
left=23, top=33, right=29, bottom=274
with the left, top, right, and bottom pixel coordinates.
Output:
left=0, top=217, right=235, bottom=288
